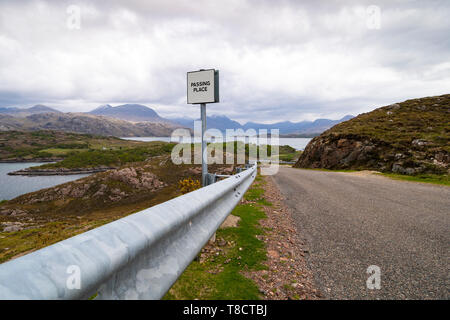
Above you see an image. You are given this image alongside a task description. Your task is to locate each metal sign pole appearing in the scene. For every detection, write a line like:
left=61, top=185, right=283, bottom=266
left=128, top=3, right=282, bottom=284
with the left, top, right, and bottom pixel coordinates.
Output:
left=201, top=103, right=208, bottom=186
left=187, top=69, right=218, bottom=186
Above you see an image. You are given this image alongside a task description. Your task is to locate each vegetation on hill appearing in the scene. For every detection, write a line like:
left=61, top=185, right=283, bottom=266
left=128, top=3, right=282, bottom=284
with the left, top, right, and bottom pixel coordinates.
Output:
left=2, top=131, right=298, bottom=175
left=295, top=94, right=450, bottom=175
left=0, top=112, right=182, bottom=137
left=0, top=130, right=178, bottom=174
left=0, top=130, right=153, bottom=160
left=0, top=155, right=236, bottom=263
left=0, top=136, right=290, bottom=262
left=36, top=144, right=175, bottom=169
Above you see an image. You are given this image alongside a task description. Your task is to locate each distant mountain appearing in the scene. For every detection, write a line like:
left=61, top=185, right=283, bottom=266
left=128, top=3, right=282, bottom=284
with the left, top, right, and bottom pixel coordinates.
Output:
left=169, top=117, right=194, bottom=128
left=0, top=105, right=61, bottom=117
left=0, top=112, right=182, bottom=137
left=169, top=116, right=244, bottom=131
left=88, top=104, right=172, bottom=123
left=171, top=114, right=354, bottom=135
left=171, top=115, right=242, bottom=132
left=0, top=102, right=353, bottom=137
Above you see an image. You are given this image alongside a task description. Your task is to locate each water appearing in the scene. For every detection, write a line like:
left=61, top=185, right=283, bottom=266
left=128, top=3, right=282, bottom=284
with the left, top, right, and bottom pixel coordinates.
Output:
left=121, top=137, right=312, bottom=151
left=0, top=137, right=312, bottom=200
left=0, top=163, right=90, bottom=200
left=276, top=138, right=312, bottom=150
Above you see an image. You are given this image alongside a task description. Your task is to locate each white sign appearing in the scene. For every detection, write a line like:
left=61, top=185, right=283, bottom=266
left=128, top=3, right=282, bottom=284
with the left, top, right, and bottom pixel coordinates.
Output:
left=187, top=69, right=219, bottom=104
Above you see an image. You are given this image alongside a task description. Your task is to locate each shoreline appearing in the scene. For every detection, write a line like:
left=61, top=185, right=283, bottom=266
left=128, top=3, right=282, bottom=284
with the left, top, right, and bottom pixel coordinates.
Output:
left=0, top=158, right=62, bottom=163
left=7, top=167, right=116, bottom=176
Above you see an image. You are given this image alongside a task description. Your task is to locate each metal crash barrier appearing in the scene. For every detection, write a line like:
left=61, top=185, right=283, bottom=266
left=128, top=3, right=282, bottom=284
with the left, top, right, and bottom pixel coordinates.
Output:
left=0, top=164, right=257, bottom=300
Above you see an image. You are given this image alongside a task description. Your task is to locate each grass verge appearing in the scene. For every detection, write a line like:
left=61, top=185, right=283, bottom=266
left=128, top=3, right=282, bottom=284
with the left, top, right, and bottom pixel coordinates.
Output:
left=294, top=167, right=358, bottom=173
left=378, top=172, right=450, bottom=186
left=295, top=166, right=449, bottom=186
left=164, top=174, right=270, bottom=300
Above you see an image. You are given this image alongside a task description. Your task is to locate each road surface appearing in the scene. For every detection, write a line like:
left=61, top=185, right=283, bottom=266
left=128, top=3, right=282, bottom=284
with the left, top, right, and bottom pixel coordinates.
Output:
left=271, top=167, right=449, bottom=299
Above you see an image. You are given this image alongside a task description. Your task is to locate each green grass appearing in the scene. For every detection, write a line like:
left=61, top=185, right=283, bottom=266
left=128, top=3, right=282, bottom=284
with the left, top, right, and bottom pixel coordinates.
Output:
left=39, top=148, right=83, bottom=156
left=278, top=154, right=295, bottom=162
left=33, top=144, right=175, bottom=169
left=296, top=167, right=450, bottom=186
left=295, top=167, right=358, bottom=173
left=0, top=222, right=86, bottom=263
left=205, top=142, right=297, bottom=158
left=164, top=178, right=269, bottom=300
left=0, top=218, right=118, bottom=263
left=378, top=173, right=450, bottom=186
left=0, top=130, right=173, bottom=161
left=243, top=186, right=265, bottom=201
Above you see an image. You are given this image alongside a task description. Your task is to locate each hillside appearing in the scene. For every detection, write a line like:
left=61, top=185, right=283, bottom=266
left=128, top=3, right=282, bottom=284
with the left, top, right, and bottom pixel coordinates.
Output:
left=0, top=112, right=181, bottom=137
left=0, top=105, right=61, bottom=117
left=171, top=115, right=353, bottom=135
left=1, top=104, right=352, bottom=136
left=88, top=104, right=175, bottom=124
left=294, top=94, right=450, bottom=175
left=0, top=130, right=177, bottom=177
left=0, top=155, right=234, bottom=263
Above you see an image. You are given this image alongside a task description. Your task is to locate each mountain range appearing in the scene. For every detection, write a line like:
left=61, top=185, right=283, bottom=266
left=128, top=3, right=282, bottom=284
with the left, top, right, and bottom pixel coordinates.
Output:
left=0, top=105, right=61, bottom=117
left=0, top=113, right=180, bottom=137
left=169, top=114, right=354, bottom=135
left=0, top=104, right=353, bottom=136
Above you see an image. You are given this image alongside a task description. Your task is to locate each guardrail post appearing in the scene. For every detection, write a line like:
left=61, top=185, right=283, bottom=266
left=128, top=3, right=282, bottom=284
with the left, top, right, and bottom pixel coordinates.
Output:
left=207, top=172, right=218, bottom=244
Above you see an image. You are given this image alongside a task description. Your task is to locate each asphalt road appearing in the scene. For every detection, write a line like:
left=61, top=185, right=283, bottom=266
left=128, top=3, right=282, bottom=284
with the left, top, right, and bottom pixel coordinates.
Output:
left=271, top=167, right=449, bottom=299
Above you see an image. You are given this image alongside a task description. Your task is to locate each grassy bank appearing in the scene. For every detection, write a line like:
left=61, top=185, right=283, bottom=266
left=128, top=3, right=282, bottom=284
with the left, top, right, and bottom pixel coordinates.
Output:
left=294, top=166, right=449, bottom=186
left=0, top=218, right=114, bottom=263
left=164, top=175, right=270, bottom=300
left=378, top=172, right=450, bottom=186
left=0, top=130, right=174, bottom=163
left=36, top=143, right=175, bottom=169
left=297, top=168, right=358, bottom=173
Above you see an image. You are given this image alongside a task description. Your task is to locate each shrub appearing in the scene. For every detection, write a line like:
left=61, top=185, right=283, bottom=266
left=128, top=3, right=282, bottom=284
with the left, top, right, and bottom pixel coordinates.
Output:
left=178, top=178, right=201, bottom=194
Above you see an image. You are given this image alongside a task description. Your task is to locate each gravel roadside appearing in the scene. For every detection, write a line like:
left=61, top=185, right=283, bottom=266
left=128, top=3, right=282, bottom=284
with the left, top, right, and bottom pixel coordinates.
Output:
left=243, top=175, right=321, bottom=300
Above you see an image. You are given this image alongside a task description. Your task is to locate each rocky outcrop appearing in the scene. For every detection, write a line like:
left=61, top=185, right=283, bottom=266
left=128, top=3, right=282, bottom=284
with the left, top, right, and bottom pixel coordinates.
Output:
left=108, top=166, right=166, bottom=191
left=296, top=134, right=384, bottom=170
left=0, top=208, right=28, bottom=216
left=8, top=164, right=167, bottom=206
left=1, top=221, right=25, bottom=232
left=295, top=94, right=450, bottom=175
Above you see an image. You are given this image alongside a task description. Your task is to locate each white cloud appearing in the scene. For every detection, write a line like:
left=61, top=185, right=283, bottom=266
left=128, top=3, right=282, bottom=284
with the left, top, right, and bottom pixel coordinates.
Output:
left=0, top=0, right=449, bottom=122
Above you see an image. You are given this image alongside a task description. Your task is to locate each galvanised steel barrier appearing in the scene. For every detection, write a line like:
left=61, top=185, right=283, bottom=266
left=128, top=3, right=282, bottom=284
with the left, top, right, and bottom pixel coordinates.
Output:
left=0, top=164, right=257, bottom=299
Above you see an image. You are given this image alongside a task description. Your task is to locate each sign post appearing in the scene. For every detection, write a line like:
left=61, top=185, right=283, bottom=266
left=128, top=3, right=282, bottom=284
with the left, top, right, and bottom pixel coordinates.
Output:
left=200, top=103, right=207, bottom=186
left=187, top=69, right=219, bottom=186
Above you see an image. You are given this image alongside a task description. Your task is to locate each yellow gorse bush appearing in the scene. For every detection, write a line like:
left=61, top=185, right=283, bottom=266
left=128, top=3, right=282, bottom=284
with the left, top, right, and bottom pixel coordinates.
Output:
left=178, top=178, right=201, bottom=194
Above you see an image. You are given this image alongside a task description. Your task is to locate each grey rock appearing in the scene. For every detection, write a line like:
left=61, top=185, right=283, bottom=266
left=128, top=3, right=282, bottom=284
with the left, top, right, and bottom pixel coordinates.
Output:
left=1, top=222, right=24, bottom=232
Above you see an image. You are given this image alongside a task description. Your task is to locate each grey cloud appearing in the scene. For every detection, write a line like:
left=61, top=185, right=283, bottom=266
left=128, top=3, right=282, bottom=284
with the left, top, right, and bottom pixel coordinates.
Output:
left=0, top=0, right=449, bottom=122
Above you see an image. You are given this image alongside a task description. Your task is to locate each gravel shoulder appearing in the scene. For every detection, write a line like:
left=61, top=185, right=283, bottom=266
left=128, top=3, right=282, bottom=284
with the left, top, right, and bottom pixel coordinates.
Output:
left=272, top=167, right=450, bottom=300
left=243, top=175, right=321, bottom=300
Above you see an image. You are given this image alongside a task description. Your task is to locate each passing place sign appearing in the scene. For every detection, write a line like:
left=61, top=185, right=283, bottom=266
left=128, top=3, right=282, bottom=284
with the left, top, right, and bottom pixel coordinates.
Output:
left=187, top=69, right=219, bottom=104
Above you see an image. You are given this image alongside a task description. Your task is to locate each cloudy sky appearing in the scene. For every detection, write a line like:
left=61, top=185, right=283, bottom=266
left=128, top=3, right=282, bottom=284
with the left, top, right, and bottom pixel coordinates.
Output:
left=0, top=0, right=449, bottom=123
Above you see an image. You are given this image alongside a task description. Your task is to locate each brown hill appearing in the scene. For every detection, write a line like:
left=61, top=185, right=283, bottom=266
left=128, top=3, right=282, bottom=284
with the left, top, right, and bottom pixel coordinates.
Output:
left=294, top=94, right=450, bottom=175
left=0, top=112, right=183, bottom=137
